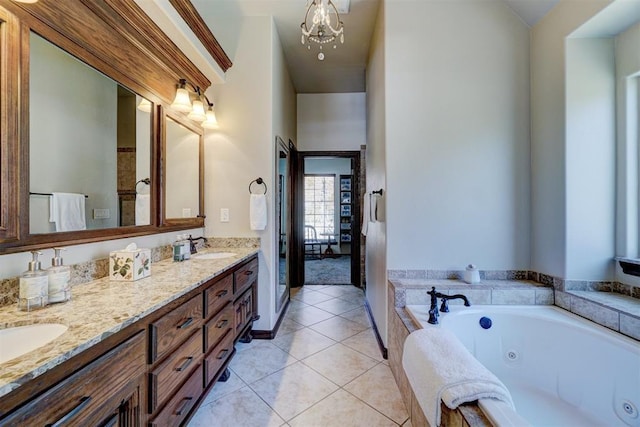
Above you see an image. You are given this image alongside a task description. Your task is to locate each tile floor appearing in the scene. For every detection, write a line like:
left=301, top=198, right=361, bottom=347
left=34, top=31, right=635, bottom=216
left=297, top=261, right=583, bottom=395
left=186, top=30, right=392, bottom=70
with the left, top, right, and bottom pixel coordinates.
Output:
left=188, top=285, right=411, bottom=427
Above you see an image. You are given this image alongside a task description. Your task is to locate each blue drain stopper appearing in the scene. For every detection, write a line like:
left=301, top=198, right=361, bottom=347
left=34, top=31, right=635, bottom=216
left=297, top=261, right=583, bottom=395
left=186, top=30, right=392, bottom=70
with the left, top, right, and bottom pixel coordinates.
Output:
left=479, top=316, right=492, bottom=329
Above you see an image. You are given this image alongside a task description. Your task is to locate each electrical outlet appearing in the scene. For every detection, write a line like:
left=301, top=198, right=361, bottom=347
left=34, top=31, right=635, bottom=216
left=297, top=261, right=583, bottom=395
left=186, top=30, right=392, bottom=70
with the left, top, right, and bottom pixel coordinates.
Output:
left=220, top=208, right=229, bottom=223
left=93, top=208, right=110, bottom=219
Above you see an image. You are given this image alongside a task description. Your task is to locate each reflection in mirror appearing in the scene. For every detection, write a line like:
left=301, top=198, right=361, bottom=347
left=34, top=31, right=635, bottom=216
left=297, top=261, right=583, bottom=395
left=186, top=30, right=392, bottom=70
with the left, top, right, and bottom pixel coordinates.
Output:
left=276, top=137, right=290, bottom=312
left=165, top=117, right=200, bottom=219
left=28, top=33, right=152, bottom=233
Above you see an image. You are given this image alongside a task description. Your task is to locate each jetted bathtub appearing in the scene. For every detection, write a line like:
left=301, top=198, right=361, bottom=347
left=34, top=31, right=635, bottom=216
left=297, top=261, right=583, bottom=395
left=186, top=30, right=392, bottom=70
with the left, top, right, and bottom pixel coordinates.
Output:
left=405, top=304, right=640, bottom=427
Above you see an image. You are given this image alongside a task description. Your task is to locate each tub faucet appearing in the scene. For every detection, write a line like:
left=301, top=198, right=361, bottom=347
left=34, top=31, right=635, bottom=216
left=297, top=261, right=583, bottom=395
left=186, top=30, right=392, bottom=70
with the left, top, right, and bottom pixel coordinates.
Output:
left=426, top=287, right=471, bottom=324
left=427, top=287, right=447, bottom=324
left=188, top=235, right=208, bottom=254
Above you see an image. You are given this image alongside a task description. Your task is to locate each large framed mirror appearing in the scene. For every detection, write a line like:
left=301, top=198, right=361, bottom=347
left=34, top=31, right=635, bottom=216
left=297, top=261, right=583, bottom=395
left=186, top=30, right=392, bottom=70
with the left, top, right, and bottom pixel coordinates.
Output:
left=162, top=112, right=204, bottom=227
left=0, top=0, right=211, bottom=254
left=276, top=136, right=290, bottom=312
left=28, top=33, right=154, bottom=234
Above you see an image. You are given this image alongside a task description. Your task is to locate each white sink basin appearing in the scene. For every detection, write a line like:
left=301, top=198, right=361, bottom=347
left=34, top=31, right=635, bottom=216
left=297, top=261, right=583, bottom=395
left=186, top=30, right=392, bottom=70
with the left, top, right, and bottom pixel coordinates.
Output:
left=192, top=252, right=237, bottom=260
left=0, top=323, right=68, bottom=364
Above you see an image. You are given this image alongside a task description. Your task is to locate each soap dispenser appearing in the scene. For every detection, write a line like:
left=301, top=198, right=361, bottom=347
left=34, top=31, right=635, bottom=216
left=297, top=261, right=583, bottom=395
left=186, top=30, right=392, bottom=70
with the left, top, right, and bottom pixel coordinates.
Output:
left=48, top=247, right=71, bottom=303
left=18, top=251, right=49, bottom=311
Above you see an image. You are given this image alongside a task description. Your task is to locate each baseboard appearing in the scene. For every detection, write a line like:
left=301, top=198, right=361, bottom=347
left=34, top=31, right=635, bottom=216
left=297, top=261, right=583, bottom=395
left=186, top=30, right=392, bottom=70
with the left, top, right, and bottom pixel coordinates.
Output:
left=252, top=298, right=290, bottom=340
left=363, top=298, right=388, bottom=359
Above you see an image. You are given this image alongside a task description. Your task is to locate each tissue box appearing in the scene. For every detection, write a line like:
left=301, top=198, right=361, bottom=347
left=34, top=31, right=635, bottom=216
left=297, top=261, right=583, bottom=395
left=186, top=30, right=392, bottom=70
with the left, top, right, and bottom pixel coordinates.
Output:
left=109, top=247, right=151, bottom=281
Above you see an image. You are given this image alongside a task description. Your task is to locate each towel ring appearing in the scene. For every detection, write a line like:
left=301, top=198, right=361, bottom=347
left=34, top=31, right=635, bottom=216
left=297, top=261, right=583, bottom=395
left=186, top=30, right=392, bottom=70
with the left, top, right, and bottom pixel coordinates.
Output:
left=249, top=177, right=267, bottom=195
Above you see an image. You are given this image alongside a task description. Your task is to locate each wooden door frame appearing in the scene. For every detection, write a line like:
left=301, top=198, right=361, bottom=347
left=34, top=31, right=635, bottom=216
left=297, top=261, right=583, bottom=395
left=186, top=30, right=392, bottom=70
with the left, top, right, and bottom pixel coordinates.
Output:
left=290, top=151, right=361, bottom=288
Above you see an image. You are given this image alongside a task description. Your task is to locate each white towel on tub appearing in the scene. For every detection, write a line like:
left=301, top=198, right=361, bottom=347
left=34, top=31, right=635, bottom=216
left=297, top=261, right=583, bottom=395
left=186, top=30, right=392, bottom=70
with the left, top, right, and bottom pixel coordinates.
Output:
left=402, top=327, right=514, bottom=427
left=250, top=194, right=267, bottom=231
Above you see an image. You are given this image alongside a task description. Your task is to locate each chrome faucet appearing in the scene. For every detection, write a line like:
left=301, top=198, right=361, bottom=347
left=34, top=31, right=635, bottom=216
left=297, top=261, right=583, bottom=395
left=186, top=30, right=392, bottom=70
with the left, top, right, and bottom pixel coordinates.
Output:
left=426, top=286, right=471, bottom=324
left=188, top=235, right=208, bottom=254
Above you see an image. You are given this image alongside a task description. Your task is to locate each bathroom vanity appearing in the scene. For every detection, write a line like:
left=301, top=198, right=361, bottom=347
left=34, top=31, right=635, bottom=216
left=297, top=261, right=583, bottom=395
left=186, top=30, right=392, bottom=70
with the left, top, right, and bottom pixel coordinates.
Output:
left=0, top=250, right=258, bottom=426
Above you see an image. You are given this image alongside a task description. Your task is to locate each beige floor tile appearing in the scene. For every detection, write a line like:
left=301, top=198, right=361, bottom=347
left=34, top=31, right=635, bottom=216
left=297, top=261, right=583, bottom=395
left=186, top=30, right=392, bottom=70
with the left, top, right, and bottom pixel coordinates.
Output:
left=287, top=305, right=335, bottom=326
left=292, top=290, right=335, bottom=305
left=288, top=299, right=311, bottom=313
left=342, top=329, right=385, bottom=361
left=317, top=285, right=364, bottom=298
left=230, top=340, right=297, bottom=383
left=289, top=389, right=397, bottom=427
left=276, top=317, right=305, bottom=336
left=200, top=369, right=245, bottom=406
left=340, top=306, right=373, bottom=327
left=314, top=297, right=363, bottom=315
left=302, top=343, right=378, bottom=386
left=402, top=419, right=413, bottom=427
left=272, top=327, right=336, bottom=359
left=309, top=316, right=369, bottom=341
left=188, top=386, right=284, bottom=427
left=344, top=364, right=409, bottom=425
left=250, top=362, right=339, bottom=421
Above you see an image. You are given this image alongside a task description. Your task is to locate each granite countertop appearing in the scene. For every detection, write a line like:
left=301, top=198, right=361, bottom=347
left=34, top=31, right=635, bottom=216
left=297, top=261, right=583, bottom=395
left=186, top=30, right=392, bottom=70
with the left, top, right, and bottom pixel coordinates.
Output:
left=0, top=247, right=258, bottom=398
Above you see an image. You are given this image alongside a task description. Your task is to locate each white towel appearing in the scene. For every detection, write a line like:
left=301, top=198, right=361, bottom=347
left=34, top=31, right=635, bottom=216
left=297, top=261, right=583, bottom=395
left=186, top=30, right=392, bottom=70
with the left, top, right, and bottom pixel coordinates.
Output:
left=135, top=194, right=150, bottom=226
left=250, top=194, right=267, bottom=231
left=402, top=328, right=514, bottom=427
left=370, top=193, right=378, bottom=222
left=49, top=192, right=86, bottom=232
left=361, top=193, right=370, bottom=236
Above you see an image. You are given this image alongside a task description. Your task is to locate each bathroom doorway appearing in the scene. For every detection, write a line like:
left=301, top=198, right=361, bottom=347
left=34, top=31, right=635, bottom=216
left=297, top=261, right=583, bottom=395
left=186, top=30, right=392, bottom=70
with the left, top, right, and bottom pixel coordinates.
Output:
left=291, top=151, right=361, bottom=288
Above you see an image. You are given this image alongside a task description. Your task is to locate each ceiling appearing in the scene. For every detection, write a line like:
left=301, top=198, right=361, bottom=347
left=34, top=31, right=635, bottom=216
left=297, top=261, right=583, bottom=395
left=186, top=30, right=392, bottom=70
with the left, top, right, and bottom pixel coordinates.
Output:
left=191, top=0, right=559, bottom=94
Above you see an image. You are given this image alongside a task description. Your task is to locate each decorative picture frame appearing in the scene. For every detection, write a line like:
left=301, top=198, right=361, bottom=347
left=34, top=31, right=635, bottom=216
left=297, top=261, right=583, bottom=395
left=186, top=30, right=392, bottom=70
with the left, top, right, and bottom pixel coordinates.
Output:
left=340, top=204, right=351, bottom=217
left=340, top=178, right=351, bottom=191
left=340, top=191, right=351, bottom=204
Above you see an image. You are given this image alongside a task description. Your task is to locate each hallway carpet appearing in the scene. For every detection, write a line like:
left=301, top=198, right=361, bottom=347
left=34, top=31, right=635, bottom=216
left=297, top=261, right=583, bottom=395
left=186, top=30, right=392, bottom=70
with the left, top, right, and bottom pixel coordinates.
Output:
left=304, top=256, right=351, bottom=285
left=188, top=285, right=409, bottom=426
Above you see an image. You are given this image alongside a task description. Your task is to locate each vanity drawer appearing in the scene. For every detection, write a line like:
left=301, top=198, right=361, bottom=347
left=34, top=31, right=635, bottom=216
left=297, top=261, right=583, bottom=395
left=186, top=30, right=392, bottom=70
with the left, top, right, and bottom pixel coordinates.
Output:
left=234, top=258, right=258, bottom=295
left=204, top=274, right=233, bottom=319
left=149, top=364, right=203, bottom=427
left=1, top=331, right=145, bottom=427
left=204, top=302, right=234, bottom=353
left=149, top=329, right=202, bottom=413
left=150, top=295, right=203, bottom=363
left=204, top=330, right=235, bottom=388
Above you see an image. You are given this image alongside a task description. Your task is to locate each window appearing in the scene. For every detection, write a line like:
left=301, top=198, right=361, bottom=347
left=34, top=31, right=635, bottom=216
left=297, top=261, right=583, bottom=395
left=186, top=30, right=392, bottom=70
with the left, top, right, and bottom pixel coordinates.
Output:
left=304, top=175, right=335, bottom=237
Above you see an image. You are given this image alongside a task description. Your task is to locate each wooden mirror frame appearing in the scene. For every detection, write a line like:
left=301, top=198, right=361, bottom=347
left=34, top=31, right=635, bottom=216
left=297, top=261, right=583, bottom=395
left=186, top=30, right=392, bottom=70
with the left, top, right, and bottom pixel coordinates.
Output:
left=161, top=109, right=205, bottom=229
left=0, top=0, right=216, bottom=254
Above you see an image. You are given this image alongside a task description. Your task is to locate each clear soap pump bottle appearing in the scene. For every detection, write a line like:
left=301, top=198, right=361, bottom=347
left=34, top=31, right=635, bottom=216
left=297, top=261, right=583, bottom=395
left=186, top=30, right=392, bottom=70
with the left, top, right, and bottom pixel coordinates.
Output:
left=18, top=251, right=49, bottom=311
left=48, top=247, right=71, bottom=303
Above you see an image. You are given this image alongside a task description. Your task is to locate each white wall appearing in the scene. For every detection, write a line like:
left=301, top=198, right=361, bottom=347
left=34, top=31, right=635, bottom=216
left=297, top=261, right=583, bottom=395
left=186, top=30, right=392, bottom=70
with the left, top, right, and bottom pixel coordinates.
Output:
left=297, top=93, right=366, bottom=151
left=565, top=38, right=616, bottom=280
left=365, top=1, right=388, bottom=345
left=385, top=0, right=530, bottom=271
left=30, top=34, right=118, bottom=232
left=530, top=0, right=612, bottom=277
left=205, top=16, right=296, bottom=330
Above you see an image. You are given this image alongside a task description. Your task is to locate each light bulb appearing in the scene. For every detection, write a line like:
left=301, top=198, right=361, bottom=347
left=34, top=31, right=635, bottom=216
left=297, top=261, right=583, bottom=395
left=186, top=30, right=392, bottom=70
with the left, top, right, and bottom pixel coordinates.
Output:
left=202, top=108, right=219, bottom=129
left=188, top=99, right=206, bottom=122
left=137, top=98, right=152, bottom=113
left=171, top=87, right=192, bottom=112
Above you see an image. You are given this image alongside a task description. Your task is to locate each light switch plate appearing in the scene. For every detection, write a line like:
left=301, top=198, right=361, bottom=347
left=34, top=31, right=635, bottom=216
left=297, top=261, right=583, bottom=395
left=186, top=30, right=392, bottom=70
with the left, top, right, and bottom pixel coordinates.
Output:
left=220, top=208, right=229, bottom=222
left=93, top=208, right=110, bottom=219
left=182, top=208, right=191, bottom=218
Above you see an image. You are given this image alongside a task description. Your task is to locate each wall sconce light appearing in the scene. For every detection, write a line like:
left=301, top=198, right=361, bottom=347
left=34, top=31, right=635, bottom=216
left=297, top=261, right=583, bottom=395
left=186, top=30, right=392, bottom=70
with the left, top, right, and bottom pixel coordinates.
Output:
left=137, top=98, right=152, bottom=113
left=170, top=79, right=219, bottom=129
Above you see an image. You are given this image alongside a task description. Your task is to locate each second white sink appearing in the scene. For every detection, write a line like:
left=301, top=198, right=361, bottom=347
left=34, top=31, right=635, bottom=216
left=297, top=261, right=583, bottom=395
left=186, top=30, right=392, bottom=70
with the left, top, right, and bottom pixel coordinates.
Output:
left=192, top=252, right=237, bottom=260
left=0, top=323, right=68, bottom=364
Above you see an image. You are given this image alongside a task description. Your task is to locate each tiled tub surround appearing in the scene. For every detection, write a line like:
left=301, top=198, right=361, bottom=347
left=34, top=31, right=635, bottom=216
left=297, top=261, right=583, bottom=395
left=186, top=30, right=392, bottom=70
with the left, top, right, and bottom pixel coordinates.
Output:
left=0, top=237, right=260, bottom=307
left=387, top=279, right=554, bottom=427
left=0, top=246, right=258, bottom=398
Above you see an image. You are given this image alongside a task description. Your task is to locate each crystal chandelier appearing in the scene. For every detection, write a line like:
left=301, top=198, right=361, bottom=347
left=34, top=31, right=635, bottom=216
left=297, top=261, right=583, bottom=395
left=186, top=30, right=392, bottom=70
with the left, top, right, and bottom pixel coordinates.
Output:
left=300, top=0, right=344, bottom=61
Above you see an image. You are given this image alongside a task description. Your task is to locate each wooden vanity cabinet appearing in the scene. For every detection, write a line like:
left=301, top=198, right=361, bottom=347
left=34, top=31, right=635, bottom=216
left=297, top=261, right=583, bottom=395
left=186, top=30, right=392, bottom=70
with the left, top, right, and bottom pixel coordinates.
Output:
left=0, top=331, right=146, bottom=427
left=0, top=254, right=258, bottom=427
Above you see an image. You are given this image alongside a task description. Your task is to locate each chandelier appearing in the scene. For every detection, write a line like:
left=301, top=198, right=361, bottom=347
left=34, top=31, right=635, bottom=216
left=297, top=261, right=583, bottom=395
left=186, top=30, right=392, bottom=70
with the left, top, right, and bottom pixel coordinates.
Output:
left=300, top=0, right=344, bottom=61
